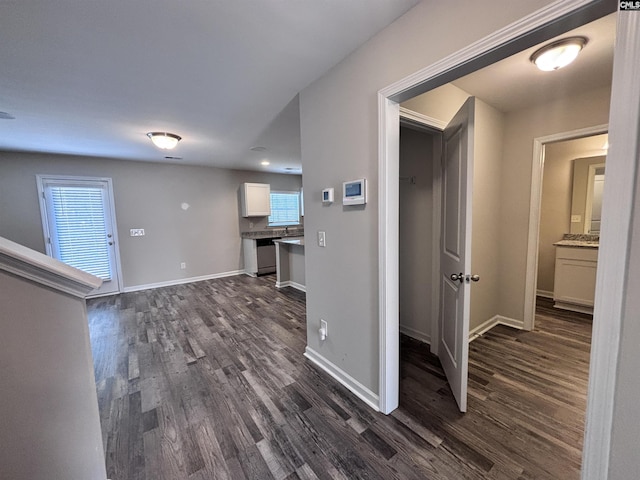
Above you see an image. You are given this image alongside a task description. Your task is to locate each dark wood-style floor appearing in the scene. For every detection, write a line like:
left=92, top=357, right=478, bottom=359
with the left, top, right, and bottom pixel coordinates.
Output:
left=88, top=277, right=592, bottom=479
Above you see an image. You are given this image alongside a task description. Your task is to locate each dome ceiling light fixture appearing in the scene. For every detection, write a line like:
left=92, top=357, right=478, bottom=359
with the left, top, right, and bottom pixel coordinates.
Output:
left=147, top=132, right=181, bottom=150
left=530, top=36, right=587, bottom=72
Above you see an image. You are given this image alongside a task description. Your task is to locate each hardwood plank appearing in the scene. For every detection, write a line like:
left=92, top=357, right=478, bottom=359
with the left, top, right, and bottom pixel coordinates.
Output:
left=89, top=278, right=591, bottom=480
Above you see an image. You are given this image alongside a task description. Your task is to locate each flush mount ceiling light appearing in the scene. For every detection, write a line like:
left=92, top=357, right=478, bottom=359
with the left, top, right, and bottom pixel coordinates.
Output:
left=146, top=132, right=181, bottom=150
left=530, top=36, right=587, bottom=71
left=260, top=160, right=270, bottom=166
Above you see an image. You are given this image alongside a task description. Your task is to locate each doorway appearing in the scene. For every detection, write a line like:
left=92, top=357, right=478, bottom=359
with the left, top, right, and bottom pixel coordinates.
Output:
left=377, top=3, right=640, bottom=477
left=524, top=125, right=608, bottom=324
left=37, top=175, right=123, bottom=297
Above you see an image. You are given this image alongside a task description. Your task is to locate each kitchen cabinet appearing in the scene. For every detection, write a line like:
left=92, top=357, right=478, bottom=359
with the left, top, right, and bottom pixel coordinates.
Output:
left=553, top=246, right=598, bottom=313
left=241, top=183, right=271, bottom=217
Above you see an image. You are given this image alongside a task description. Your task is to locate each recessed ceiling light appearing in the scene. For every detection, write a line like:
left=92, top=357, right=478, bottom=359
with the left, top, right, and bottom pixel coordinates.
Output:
left=0, top=111, right=16, bottom=120
left=147, top=132, right=181, bottom=149
left=251, top=146, right=267, bottom=152
left=530, top=37, right=587, bottom=71
left=261, top=160, right=270, bottom=166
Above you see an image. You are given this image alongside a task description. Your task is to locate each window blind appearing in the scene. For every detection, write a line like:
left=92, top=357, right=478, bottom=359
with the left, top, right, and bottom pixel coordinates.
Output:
left=268, top=192, right=300, bottom=226
left=48, top=186, right=112, bottom=280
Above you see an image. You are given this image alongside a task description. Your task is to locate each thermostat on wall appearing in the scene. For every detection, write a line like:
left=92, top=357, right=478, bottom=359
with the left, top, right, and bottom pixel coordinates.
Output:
left=322, top=188, right=334, bottom=204
left=343, top=178, right=367, bottom=205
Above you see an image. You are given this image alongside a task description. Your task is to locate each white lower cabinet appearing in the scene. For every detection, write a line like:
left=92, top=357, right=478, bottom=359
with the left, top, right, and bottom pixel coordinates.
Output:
left=553, top=246, right=598, bottom=313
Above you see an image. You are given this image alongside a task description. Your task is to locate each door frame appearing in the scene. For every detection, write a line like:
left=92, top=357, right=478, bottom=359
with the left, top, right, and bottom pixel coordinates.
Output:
left=378, top=2, right=639, bottom=478
left=36, top=174, right=124, bottom=298
left=523, top=124, right=608, bottom=331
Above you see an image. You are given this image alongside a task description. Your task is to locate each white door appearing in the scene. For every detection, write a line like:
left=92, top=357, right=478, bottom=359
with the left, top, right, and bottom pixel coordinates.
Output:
left=37, top=175, right=122, bottom=297
left=439, top=97, right=475, bottom=412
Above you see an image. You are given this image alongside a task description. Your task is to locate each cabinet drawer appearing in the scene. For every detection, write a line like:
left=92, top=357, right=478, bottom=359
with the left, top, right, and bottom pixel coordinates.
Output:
left=555, top=246, right=598, bottom=262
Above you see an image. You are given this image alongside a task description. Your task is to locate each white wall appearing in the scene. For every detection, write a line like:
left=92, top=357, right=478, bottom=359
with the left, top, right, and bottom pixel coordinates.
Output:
left=0, top=271, right=106, bottom=480
left=399, top=126, right=434, bottom=342
left=0, top=151, right=301, bottom=290
left=300, top=0, right=556, bottom=395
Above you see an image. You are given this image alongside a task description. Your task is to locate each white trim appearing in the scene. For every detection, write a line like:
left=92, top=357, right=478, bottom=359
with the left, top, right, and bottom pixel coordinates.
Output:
left=399, top=107, right=447, bottom=130
left=524, top=124, right=607, bottom=331
left=536, top=289, right=554, bottom=299
left=399, top=325, right=431, bottom=345
left=0, top=236, right=101, bottom=298
left=468, top=315, right=524, bottom=342
left=304, top=347, right=380, bottom=412
left=378, top=95, right=400, bottom=414
left=582, top=12, right=640, bottom=479
left=275, top=280, right=306, bottom=293
left=122, top=270, right=245, bottom=293
left=378, top=0, right=602, bottom=417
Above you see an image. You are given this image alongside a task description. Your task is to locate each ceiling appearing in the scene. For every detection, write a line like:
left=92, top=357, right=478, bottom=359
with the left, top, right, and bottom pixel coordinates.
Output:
left=0, top=0, right=419, bottom=173
left=451, top=13, right=616, bottom=113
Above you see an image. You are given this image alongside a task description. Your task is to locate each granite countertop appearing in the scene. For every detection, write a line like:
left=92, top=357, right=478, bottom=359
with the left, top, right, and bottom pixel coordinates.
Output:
left=241, top=229, right=304, bottom=240
left=274, top=237, right=304, bottom=246
left=554, top=233, right=599, bottom=249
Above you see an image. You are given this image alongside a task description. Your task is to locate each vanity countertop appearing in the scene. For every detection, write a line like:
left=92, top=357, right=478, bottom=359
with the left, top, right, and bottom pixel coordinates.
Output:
left=554, top=233, right=599, bottom=249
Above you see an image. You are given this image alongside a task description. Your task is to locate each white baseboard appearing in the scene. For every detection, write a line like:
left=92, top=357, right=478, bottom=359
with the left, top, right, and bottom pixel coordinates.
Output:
left=536, top=289, right=554, bottom=299
left=275, top=280, right=306, bottom=293
left=123, top=269, right=245, bottom=293
left=304, top=347, right=379, bottom=412
left=469, top=315, right=524, bottom=342
left=399, top=325, right=431, bottom=345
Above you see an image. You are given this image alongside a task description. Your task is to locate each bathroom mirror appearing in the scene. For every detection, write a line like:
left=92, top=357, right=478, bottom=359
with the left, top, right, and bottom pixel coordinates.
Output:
left=570, top=155, right=606, bottom=234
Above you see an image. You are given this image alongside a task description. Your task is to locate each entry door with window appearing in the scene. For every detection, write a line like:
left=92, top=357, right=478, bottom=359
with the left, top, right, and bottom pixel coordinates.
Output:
left=37, top=175, right=121, bottom=296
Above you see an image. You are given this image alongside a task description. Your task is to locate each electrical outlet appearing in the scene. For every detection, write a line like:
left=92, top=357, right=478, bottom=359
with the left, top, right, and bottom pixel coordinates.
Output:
left=318, top=231, right=326, bottom=247
left=130, top=228, right=145, bottom=237
left=249, top=222, right=254, bottom=229
left=180, top=262, right=186, bottom=269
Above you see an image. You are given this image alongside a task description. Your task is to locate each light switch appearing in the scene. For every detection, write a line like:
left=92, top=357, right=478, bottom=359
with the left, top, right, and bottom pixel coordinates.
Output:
left=318, top=231, right=326, bottom=247
left=571, top=215, right=582, bottom=223
left=130, top=228, right=145, bottom=237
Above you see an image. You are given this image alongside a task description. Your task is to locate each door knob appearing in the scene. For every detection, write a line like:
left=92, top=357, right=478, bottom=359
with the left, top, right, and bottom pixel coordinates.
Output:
left=469, top=274, right=480, bottom=282
left=450, top=273, right=464, bottom=283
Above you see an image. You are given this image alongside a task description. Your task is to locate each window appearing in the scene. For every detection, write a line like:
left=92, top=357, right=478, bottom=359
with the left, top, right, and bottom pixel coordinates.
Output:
left=268, top=191, right=300, bottom=226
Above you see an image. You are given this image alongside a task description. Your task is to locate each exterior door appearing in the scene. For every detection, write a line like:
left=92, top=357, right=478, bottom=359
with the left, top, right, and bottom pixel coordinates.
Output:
left=37, top=175, right=121, bottom=297
left=439, top=97, right=475, bottom=412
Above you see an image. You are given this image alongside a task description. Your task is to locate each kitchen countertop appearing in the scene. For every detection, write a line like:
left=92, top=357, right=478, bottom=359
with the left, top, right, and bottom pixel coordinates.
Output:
left=554, top=233, right=599, bottom=249
left=241, top=229, right=303, bottom=240
left=274, top=237, right=304, bottom=246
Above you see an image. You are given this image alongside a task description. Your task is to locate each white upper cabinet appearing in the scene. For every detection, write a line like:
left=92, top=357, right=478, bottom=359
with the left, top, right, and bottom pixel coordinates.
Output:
left=241, top=183, right=271, bottom=217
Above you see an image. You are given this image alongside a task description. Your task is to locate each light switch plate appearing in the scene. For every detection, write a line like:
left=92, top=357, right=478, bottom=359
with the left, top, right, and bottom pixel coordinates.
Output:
left=130, top=228, right=145, bottom=236
left=571, top=215, right=582, bottom=223
left=318, top=231, right=326, bottom=247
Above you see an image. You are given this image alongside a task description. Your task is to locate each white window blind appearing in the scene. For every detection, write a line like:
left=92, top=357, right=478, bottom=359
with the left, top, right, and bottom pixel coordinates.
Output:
left=268, top=191, right=300, bottom=226
left=48, top=186, right=112, bottom=280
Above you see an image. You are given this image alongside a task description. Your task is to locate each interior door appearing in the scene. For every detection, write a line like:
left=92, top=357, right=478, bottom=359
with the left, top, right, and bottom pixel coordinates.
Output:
left=37, top=175, right=121, bottom=297
left=438, top=96, right=475, bottom=412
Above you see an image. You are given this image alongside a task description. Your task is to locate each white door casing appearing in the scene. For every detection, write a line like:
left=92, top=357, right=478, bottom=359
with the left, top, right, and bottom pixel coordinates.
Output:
left=37, top=175, right=122, bottom=297
left=438, top=97, right=474, bottom=413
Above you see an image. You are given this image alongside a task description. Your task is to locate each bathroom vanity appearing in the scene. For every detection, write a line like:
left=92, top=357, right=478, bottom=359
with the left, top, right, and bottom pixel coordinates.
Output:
left=553, top=234, right=599, bottom=314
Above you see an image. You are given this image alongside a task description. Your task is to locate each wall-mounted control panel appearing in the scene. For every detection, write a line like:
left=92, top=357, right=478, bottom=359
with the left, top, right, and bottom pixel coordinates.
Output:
left=343, top=178, right=366, bottom=205
left=322, top=188, right=334, bottom=204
